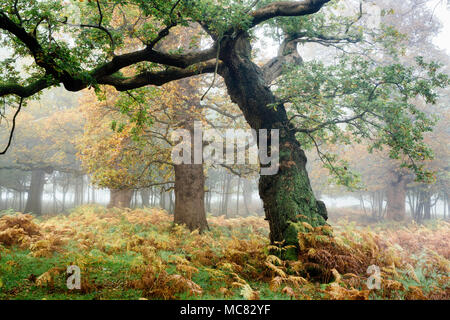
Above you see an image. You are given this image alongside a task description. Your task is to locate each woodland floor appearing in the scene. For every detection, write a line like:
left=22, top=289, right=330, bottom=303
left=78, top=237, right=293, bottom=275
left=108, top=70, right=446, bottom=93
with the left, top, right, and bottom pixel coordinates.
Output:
left=0, top=206, right=448, bottom=300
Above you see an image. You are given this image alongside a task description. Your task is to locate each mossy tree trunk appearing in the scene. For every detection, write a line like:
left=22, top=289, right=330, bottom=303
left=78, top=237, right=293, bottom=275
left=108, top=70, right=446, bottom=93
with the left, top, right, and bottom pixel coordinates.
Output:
left=219, top=32, right=327, bottom=259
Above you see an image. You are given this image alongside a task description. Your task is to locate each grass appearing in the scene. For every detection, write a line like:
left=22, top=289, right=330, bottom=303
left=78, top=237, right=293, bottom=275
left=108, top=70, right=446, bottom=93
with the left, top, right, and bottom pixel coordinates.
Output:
left=0, top=205, right=448, bottom=300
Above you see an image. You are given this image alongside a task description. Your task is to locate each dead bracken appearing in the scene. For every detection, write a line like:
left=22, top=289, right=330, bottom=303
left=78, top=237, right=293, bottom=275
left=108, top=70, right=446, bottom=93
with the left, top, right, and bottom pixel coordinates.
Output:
left=0, top=206, right=448, bottom=300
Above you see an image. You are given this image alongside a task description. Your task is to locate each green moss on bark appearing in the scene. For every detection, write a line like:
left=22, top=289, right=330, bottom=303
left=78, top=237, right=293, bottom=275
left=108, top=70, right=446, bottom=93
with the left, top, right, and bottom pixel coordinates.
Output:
left=261, top=141, right=329, bottom=261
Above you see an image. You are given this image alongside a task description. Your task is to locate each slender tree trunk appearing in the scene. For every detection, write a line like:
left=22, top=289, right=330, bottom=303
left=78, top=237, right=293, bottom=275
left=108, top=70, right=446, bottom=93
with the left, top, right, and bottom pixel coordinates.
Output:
left=169, top=190, right=174, bottom=214
left=242, top=178, right=252, bottom=216
left=62, top=188, right=67, bottom=211
left=12, top=191, right=17, bottom=210
left=416, top=190, right=425, bottom=222
left=24, top=169, right=46, bottom=215
left=52, top=177, right=57, bottom=214
left=423, top=189, right=431, bottom=220
left=80, top=175, right=84, bottom=205
left=407, top=189, right=415, bottom=219
left=173, top=163, right=208, bottom=232
left=444, top=192, right=448, bottom=220
left=386, top=175, right=407, bottom=221
left=108, top=189, right=133, bottom=208
left=223, top=174, right=231, bottom=217
left=445, top=193, right=450, bottom=217
left=5, top=190, right=9, bottom=209
left=236, top=177, right=240, bottom=217
left=219, top=32, right=327, bottom=258
left=360, top=193, right=368, bottom=216
left=133, top=190, right=138, bottom=208
left=412, top=188, right=421, bottom=220
left=219, top=172, right=225, bottom=214
left=91, top=184, right=96, bottom=204
left=370, top=191, right=384, bottom=221
left=160, top=187, right=166, bottom=209
left=19, top=190, right=23, bottom=212
left=205, top=191, right=211, bottom=213
left=74, top=176, right=79, bottom=207
left=150, top=187, right=155, bottom=206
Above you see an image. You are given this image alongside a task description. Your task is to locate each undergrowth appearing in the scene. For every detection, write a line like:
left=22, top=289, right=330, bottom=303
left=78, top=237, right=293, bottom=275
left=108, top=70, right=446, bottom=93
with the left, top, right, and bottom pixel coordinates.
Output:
left=0, top=206, right=448, bottom=300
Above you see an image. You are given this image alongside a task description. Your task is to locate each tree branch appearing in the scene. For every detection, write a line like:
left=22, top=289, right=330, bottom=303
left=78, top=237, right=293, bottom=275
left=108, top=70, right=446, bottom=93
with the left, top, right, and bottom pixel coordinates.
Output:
left=0, top=78, right=53, bottom=98
left=250, top=0, right=331, bottom=27
left=295, top=111, right=368, bottom=134
left=91, top=45, right=217, bottom=79
left=0, top=97, right=23, bottom=154
left=98, top=60, right=221, bottom=91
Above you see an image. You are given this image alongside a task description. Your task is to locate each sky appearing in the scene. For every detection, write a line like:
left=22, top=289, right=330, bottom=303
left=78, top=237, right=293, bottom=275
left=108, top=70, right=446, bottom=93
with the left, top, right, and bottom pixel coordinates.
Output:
left=430, top=0, right=450, bottom=54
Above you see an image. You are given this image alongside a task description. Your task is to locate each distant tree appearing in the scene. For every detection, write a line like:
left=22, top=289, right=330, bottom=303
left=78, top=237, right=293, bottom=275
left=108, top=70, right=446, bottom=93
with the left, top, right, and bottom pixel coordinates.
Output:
left=0, top=88, right=83, bottom=214
left=313, top=0, right=450, bottom=222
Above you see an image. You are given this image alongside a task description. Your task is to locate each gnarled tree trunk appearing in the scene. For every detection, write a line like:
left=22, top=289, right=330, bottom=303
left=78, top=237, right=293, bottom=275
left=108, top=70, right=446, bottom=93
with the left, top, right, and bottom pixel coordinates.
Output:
left=219, top=32, right=327, bottom=259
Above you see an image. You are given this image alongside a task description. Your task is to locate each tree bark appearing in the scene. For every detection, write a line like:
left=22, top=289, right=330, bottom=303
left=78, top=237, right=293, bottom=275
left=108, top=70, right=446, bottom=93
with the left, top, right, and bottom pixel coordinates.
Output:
left=219, top=32, right=327, bottom=258
left=222, top=173, right=231, bottom=217
left=165, top=70, right=210, bottom=229
left=169, top=190, right=174, bottom=214
left=132, top=190, right=138, bottom=208
left=19, top=190, right=23, bottom=212
left=140, top=188, right=150, bottom=207
left=151, top=187, right=156, bottom=206
left=160, top=187, right=166, bottom=209
left=24, top=169, right=46, bottom=215
left=108, top=189, right=133, bottom=208
left=74, top=175, right=80, bottom=207
left=174, top=163, right=208, bottom=232
left=242, top=178, right=253, bottom=216
left=205, top=190, right=212, bottom=213
left=386, top=175, right=407, bottom=221
left=423, top=189, right=431, bottom=220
